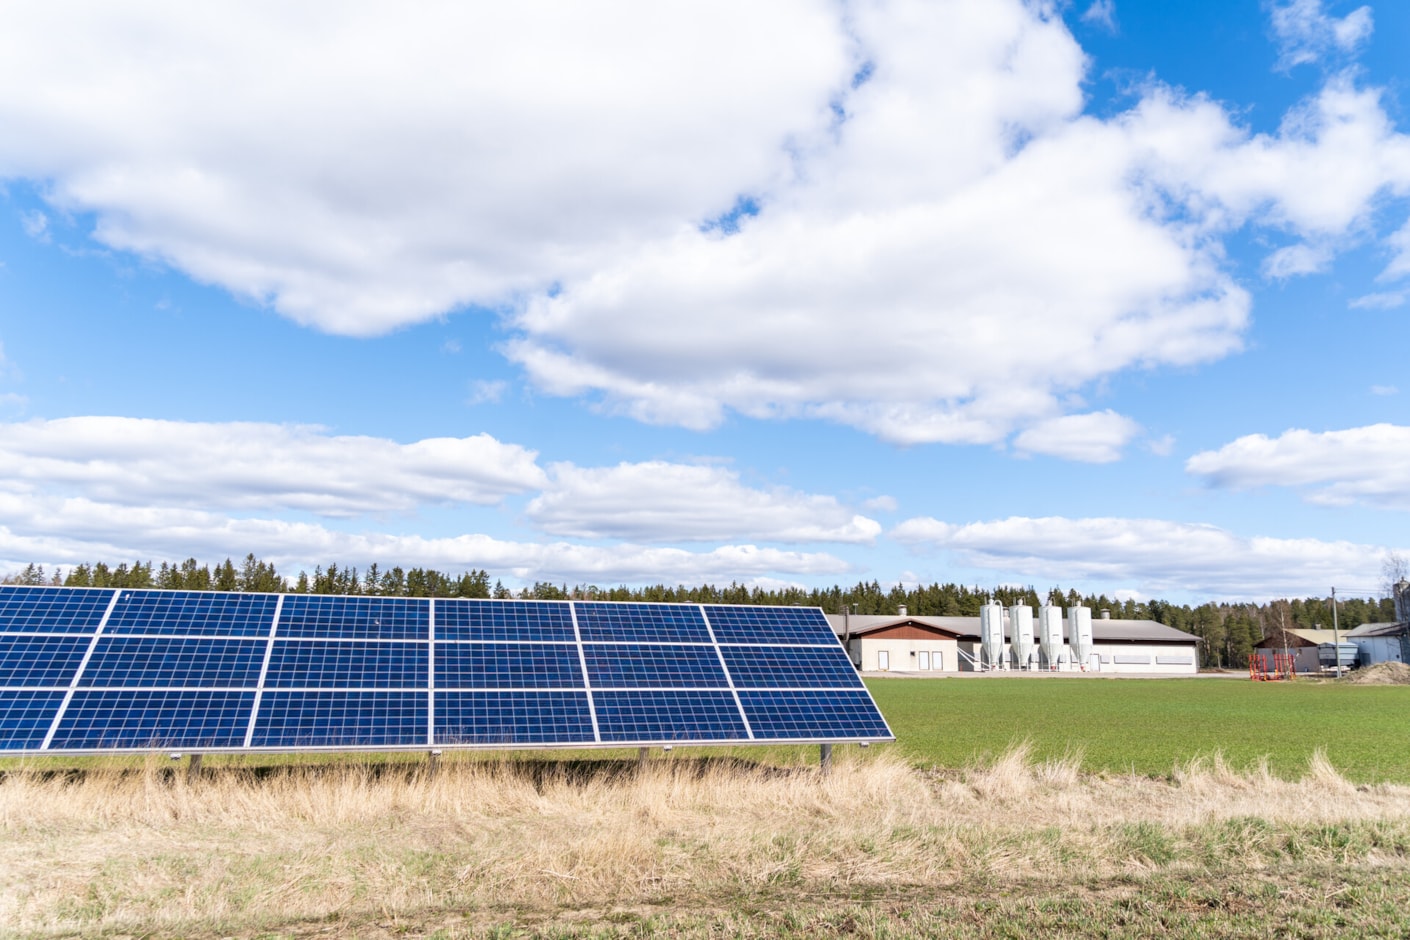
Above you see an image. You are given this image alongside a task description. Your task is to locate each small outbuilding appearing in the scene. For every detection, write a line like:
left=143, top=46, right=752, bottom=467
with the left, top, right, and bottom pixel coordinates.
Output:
left=1346, top=621, right=1410, bottom=667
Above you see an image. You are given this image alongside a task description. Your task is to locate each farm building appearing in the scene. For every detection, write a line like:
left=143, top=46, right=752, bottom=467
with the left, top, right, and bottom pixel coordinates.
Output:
left=1253, top=629, right=1347, bottom=674
left=825, top=605, right=1200, bottom=675
left=1346, top=621, right=1410, bottom=666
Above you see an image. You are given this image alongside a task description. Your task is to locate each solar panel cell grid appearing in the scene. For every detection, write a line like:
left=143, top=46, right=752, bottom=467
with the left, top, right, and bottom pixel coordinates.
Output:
left=739, top=690, right=892, bottom=740
left=263, top=640, right=427, bottom=689
left=0, top=586, right=115, bottom=634
left=594, top=689, right=748, bottom=741
left=435, top=690, right=595, bottom=744
left=435, top=599, right=575, bottom=641
left=51, top=689, right=255, bottom=749
left=0, top=591, right=893, bottom=751
left=583, top=643, right=727, bottom=688
left=79, top=637, right=267, bottom=687
left=0, top=635, right=91, bottom=687
left=0, top=690, right=66, bottom=749
left=435, top=643, right=583, bottom=689
left=252, top=691, right=427, bottom=747
left=575, top=603, right=712, bottom=643
left=720, top=646, right=865, bottom=689
left=278, top=596, right=427, bottom=639
left=703, top=606, right=840, bottom=645
left=106, top=591, right=278, bottom=637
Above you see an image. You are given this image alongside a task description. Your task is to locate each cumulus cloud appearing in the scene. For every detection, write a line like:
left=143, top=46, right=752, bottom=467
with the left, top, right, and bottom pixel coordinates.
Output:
left=1011, top=410, right=1142, bottom=463
left=891, top=514, right=1399, bottom=598
left=1186, top=423, right=1410, bottom=510
left=0, top=2, right=848, bottom=336
left=0, top=494, right=850, bottom=585
left=0, top=417, right=548, bottom=516
left=2, top=3, right=1408, bottom=454
left=1269, top=0, right=1373, bottom=69
left=507, top=4, right=1410, bottom=449
left=526, top=461, right=881, bottom=543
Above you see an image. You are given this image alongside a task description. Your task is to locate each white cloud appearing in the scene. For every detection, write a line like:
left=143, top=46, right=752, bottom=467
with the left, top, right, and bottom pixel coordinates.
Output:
left=19, top=209, right=48, bottom=242
left=1186, top=423, right=1410, bottom=510
left=891, top=514, right=1399, bottom=599
left=1011, top=410, right=1142, bottom=463
left=1147, top=434, right=1176, bottom=457
left=862, top=495, right=899, bottom=513
left=466, top=379, right=507, bottom=406
left=1383, top=220, right=1410, bottom=281
left=1349, top=291, right=1406, bottom=309
left=0, top=417, right=547, bottom=516
left=1270, top=0, right=1373, bottom=69
left=508, top=1, right=1255, bottom=447
left=1081, top=0, right=1117, bottom=32
left=2, top=3, right=1408, bottom=454
left=1371, top=385, right=1398, bottom=396
left=507, top=5, right=1410, bottom=450
left=0, top=494, right=850, bottom=585
left=1263, top=242, right=1333, bottom=278
left=0, top=2, right=849, bottom=336
left=526, top=461, right=881, bottom=543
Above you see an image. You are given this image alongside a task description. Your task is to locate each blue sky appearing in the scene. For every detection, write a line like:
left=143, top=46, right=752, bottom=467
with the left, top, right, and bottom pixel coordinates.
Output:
left=1, top=0, right=1407, bottom=602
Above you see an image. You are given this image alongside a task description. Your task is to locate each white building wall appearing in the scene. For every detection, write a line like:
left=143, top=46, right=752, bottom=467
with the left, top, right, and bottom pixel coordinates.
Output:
left=858, top=637, right=957, bottom=672
left=1090, top=643, right=1197, bottom=675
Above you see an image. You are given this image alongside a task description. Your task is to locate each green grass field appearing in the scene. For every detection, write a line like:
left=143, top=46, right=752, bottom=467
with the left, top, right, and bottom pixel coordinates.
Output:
left=865, top=676, right=1410, bottom=783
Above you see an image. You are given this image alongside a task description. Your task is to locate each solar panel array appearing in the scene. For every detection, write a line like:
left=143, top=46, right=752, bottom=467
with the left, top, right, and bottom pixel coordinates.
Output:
left=0, top=586, right=892, bottom=754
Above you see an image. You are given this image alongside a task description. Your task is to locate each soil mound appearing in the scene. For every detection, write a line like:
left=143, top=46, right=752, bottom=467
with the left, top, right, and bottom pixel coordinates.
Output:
left=1346, top=661, right=1410, bottom=685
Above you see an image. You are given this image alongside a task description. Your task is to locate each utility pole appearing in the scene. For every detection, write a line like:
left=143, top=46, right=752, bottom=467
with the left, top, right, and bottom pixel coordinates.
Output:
left=1331, top=587, right=1341, bottom=679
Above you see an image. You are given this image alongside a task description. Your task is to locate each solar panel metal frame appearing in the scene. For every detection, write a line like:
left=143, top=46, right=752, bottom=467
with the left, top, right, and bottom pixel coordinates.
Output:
left=0, top=586, right=894, bottom=755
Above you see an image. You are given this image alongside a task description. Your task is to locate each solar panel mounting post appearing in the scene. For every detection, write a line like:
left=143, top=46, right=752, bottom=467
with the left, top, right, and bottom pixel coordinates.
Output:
left=187, top=753, right=203, bottom=783
left=820, top=743, right=833, bottom=775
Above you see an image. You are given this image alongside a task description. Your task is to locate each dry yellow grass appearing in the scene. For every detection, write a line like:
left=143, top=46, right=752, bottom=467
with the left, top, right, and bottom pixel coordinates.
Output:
left=3, top=748, right=1409, bottom=937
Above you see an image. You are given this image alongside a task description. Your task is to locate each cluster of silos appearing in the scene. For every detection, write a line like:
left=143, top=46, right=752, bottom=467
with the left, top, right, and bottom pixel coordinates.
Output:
left=975, top=602, right=1096, bottom=670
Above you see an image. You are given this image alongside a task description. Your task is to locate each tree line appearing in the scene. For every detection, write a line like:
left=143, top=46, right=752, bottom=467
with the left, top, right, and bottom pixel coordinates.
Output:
left=2, top=556, right=1399, bottom=670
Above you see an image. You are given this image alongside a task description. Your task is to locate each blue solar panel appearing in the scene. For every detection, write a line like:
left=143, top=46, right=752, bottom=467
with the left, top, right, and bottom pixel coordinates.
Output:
left=721, top=646, right=865, bottom=689
left=0, top=635, right=90, bottom=687
left=0, top=690, right=66, bottom=749
left=436, top=599, right=575, bottom=641
left=435, top=691, right=594, bottom=744
left=105, top=590, right=278, bottom=637
left=0, top=589, right=892, bottom=752
left=80, top=637, right=267, bottom=687
left=704, top=605, right=840, bottom=645
left=51, top=690, right=255, bottom=749
left=264, top=640, right=427, bottom=689
left=575, top=603, right=711, bottom=643
left=739, top=690, right=892, bottom=740
left=436, top=643, right=583, bottom=689
left=594, top=689, right=748, bottom=741
left=252, top=691, right=426, bottom=747
left=583, top=644, right=727, bottom=688
left=0, top=586, right=114, bottom=634
left=279, top=596, right=427, bottom=639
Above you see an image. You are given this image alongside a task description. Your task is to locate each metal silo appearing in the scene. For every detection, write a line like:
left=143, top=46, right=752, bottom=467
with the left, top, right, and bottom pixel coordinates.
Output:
left=1039, top=605, right=1064, bottom=669
left=1068, top=606, right=1093, bottom=669
left=980, top=600, right=1005, bottom=670
left=1009, top=604, right=1035, bottom=670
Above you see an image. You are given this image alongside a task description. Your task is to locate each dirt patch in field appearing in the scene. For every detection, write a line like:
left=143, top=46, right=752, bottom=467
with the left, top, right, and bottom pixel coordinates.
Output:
left=1346, top=662, right=1410, bottom=685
